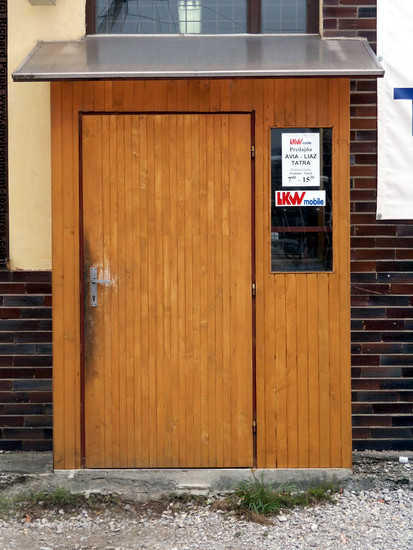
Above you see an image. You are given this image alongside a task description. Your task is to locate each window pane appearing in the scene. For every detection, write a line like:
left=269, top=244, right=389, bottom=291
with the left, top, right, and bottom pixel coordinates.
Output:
left=262, top=0, right=307, bottom=34
left=96, top=0, right=247, bottom=34
left=270, top=128, right=333, bottom=272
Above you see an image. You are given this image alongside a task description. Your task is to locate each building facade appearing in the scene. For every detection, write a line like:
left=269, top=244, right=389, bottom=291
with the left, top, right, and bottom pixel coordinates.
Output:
left=2, top=0, right=411, bottom=455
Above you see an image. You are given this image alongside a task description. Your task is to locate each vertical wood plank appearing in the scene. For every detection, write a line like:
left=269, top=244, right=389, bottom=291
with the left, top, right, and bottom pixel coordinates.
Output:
left=296, top=275, right=309, bottom=467
left=199, top=113, right=210, bottom=466
left=61, top=82, right=78, bottom=469
left=131, top=116, right=142, bottom=466
left=274, top=275, right=288, bottom=467
left=51, top=82, right=66, bottom=469
left=123, top=115, right=136, bottom=466
left=263, top=80, right=276, bottom=468
left=328, top=80, right=342, bottom=467
left=307, top=273, right=320, bottom=467
left=101, top=115, right=113, bottom=467
left=191, top=115, right=202, bottom=467
left=212, top=114, right=223, bottom=466
left=168, top=113, right=180, bottom=467
left=116, top=115, right=129, bottom=466
left=253, top=79, right=268, bottom=467
left=161, top=114, right=172, bottom=467
left=338, top=80, right=352, bottom=468
left=138, top=115, right=150, bottom=467
left=318, top=273, right=331, bottom=467
left=146, top=115, right=157, bottom=466
left=154, top=115, right=165, bottom=465
left=286, top=274, right=298, bottom=467
left=176, top=113, right=187, bottom=465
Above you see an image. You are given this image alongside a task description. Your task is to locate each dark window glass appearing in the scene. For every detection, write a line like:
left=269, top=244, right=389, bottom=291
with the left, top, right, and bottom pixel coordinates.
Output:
left=262, top=0, right=307, bottom=33
left=95, top=0, right=247, bottom=34
left=88, top=0, right=318, bottom=34
left=270, top=128, right=333, bottom=272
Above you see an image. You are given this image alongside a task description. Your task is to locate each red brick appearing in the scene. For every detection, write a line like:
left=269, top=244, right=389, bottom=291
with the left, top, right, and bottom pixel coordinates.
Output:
left=352, top=427, right=370, bottom=439
left=351, top=284, right=389, bottom=295
left=323, top=29, right=357, bottom=38
left=339, top=0, right=376, bottom=4
left=355, top=106, right=377, bottom=117
left=0, top=309, right=20, bottom=319
left=354, top=249, right=395, bottom=261
left=396, top=250, right=413, bottom=260
left=339, top=18, right=376, bottom=30
left=354, top=201, right=376, bottom=213
left=352, top=119, right=377, bottom=130
left=0, top=284, right=26, bottom=294
left=25, top=283, right=52, bottom=295
left=364, top=320, right=404, bottom=331
left=323, top=18, right=338, bottom=29
left=376, top=237, right=413, bottom=248
left=352, top=296, right=369, bottom=306
left=351, top=166, right=377, bottom=177
left=350, top=92, right=378, bottom=105
left=351, top=260, right=376, bottom=272
left=352, top=178, right=377, bottom=189
left=324, top=7, right=357, bottom=17
left=353, top=416, right=391, bottom=427
left=351, top=237, right=376, bottom=247
left=351, top=189, right=376, bottom=201
left=356, top=80, right=377, bottom=92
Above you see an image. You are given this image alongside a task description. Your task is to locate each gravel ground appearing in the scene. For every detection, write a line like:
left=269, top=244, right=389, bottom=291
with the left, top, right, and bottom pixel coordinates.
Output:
left=0, top=452, right=412, bottom=550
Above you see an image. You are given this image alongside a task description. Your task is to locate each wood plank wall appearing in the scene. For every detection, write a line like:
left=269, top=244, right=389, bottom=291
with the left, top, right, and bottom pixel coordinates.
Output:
left=51, top=78, right=351, bottom=470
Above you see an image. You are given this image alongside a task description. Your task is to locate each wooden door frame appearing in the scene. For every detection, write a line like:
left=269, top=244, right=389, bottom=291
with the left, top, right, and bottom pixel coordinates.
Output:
left=78, top=110, right=257, bottom=468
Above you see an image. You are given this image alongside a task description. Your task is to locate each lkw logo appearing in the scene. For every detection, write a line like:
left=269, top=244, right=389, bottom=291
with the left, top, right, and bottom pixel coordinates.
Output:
left=276, top=190, right=326, bottom=207
left=290, top=138, right=303, bottom=145
left=277, top=191, right=305, bottom=206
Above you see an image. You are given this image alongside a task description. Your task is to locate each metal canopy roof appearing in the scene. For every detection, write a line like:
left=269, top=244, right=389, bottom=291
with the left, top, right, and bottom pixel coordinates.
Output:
left=12, top=34, right=383, bottom=82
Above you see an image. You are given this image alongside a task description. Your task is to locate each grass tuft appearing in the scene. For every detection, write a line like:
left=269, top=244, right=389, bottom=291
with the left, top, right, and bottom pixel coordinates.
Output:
left=17, top=488, right=89, bottom=509
left=0, top=489, right=123, bottom=520
left=229, top=472, right=336, bottom=518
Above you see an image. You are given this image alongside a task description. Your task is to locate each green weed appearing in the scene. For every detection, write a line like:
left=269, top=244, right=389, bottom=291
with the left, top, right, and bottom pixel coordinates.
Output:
left=232, top=472, right=336, bottom=517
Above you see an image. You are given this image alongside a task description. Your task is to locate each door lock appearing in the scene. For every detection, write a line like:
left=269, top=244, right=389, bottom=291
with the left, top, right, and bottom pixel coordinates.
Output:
left=90, top=267, right=111, bottom=307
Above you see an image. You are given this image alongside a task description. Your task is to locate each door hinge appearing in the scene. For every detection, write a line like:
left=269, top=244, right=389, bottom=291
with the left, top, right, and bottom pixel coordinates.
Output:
left=252, top=282, right=256, bottom=296
left=252, top=420, right=257, bottom=434
left=251, top=145, right=255, bottom=159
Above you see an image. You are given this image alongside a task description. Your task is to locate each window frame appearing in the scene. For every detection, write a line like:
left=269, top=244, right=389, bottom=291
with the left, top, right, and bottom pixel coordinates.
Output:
left=86, top=0, right=319, bottom=35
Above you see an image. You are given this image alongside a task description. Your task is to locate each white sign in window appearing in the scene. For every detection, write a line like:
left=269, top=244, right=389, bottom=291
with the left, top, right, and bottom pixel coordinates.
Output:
left=281, top=133, right=320, bottom=187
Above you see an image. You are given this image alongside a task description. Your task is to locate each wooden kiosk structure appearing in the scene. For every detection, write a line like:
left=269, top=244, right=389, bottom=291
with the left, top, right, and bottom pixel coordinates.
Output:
left=13, top=35, right=383, bottom=470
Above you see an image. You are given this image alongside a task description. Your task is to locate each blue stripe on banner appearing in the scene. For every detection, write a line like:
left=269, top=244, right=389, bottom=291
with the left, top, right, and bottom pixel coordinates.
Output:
left=394, top=88, right=413, bottom=135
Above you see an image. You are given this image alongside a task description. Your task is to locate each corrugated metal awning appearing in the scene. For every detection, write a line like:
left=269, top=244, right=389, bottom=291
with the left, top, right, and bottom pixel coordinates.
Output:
left=12, top=34, right=383, bottom=81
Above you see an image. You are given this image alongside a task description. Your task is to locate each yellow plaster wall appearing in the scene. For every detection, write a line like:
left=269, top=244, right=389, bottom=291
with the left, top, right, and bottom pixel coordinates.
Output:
left=8, top=0, right=85, bottom=270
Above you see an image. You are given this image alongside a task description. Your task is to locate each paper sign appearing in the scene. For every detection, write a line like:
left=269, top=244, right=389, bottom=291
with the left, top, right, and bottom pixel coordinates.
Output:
left=275, top=190, right=326, bottom=207
left=282, top=133, right=320, bottom=187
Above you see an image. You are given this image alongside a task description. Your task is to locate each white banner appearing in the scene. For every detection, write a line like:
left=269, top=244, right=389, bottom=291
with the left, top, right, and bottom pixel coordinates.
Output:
left=377, top=0, right=413, bottom=219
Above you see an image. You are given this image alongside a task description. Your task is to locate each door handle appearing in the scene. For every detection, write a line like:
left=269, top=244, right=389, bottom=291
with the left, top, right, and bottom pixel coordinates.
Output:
left=90, top=267, right=111, bottom=307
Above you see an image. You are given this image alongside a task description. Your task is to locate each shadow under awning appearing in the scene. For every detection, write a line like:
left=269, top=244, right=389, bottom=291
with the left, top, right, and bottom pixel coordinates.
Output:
left=12, top=34, right=383, bottom=82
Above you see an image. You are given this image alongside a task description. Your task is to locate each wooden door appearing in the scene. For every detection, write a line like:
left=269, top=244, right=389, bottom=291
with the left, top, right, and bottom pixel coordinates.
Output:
left=81, top=113, right=254, bottom=468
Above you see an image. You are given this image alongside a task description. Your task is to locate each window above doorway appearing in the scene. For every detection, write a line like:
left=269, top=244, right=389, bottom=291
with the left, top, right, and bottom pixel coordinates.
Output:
left=86, top=0, right=319, bottom=35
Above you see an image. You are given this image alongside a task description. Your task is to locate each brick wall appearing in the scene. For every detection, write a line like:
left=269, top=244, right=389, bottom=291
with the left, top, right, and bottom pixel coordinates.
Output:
left=323, top=0, right=413, bottom=450
left=0, top=271, right=52, bottom=451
